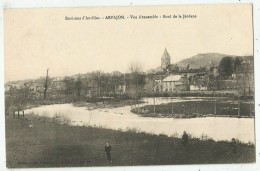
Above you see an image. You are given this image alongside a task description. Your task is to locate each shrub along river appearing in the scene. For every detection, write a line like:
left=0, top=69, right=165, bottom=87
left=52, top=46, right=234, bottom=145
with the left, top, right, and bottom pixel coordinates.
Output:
left=25, top=97, right=255, bottom=144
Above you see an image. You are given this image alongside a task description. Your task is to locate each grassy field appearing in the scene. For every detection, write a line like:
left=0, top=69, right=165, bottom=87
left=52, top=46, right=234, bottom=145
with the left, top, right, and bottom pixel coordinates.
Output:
left=6, top=113, right=255, bottom=168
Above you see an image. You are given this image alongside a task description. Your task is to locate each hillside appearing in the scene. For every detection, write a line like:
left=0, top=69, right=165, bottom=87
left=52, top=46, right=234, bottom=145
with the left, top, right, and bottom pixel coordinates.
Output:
left=176, top=53, right=228, bottom=68
left=147, top=53, right=254, bottom=73
left=147, top=53, right=228, bottom=73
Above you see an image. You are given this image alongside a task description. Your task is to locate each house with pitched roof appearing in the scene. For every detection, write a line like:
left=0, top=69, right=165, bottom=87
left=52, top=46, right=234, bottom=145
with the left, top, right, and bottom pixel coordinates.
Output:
left=161, top=75, right=189, bottom=92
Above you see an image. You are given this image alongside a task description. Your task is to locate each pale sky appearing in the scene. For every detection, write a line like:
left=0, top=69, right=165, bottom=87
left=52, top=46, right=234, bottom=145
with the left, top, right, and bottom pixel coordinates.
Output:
left=4, top=4, right=253, bottom=82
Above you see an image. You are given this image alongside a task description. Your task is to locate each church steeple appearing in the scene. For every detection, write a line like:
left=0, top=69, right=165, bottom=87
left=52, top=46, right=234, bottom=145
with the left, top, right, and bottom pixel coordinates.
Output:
left=161, top=48, right=171, bottom=71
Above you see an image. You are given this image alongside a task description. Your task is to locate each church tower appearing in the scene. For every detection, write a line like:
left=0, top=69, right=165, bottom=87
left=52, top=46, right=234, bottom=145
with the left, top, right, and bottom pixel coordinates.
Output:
left=161, top=48, right=171, bottom=71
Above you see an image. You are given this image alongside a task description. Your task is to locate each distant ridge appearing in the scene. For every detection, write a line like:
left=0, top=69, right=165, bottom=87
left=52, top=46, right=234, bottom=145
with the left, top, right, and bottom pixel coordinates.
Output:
left=147, top=53, right=253, bottom=73
left=176, top=53, right=228, bottom=68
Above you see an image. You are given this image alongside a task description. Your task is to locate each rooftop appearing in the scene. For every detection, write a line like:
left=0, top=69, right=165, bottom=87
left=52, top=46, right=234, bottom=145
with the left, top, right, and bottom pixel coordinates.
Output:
left=162, top=75, right=182, bottom=82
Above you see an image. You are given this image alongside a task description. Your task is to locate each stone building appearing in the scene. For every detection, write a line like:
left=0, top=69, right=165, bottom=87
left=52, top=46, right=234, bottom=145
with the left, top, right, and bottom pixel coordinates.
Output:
left=161, top=75, right=189, bottom=92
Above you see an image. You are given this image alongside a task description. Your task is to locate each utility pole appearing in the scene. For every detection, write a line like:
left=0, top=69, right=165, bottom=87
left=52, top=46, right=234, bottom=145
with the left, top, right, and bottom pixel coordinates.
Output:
left=171, top=100, right=174, bottom=114
left=152, top=78, right=156, bottom=113
left=211, top=75, right=216, bottom=115
left=44, top=68, right=49, bottom=100
left=237, top=82, right=240, bottom=116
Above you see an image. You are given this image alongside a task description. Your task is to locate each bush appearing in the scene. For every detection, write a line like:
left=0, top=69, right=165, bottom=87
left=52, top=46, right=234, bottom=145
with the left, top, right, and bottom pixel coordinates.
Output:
left=51, top=113, right=71, bottom=125
left=125, top=127, right=141, bottom=134
left=41, top=111, right=49, bottom=122
left=170, top=132, right=179, bottom=138
left=52, top=113, right=62, bottom=124
left=61, top=115, right=71, bottom=125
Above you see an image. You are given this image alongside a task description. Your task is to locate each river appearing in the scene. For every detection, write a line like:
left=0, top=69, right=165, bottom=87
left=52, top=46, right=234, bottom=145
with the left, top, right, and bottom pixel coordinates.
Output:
left=25, top=97, right=254, bottom=143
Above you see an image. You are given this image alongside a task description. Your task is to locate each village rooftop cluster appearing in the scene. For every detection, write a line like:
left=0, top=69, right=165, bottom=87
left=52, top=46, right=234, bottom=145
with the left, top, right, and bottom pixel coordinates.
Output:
left=5, top=48, right=254, bottom=101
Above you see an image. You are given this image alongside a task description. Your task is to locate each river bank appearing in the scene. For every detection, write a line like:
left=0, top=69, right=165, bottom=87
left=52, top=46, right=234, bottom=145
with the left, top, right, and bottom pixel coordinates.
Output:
left=24, top=103, right=254, bottom=143
left=73, top=99, right=144, bottom=110
left=6, top=114, right=255, bottom=168
left=131, top=100, right=254, bottom=118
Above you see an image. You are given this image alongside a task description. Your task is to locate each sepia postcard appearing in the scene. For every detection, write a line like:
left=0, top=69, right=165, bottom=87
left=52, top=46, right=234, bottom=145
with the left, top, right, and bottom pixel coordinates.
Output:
left=3, top=3, right=257, bottom=170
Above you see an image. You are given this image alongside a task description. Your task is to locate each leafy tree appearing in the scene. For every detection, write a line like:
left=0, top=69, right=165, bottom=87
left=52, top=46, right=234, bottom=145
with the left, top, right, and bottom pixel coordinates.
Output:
left=75, top=78, right=83, bottom=98
left=218, top=57, right=235, bottom=79
left=234, top=57, right=243, bottom=70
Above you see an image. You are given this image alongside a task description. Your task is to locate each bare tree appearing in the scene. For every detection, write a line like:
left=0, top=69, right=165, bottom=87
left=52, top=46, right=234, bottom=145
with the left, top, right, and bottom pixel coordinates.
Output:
left=90, top=71, right=104, bottom=97
left=43, top=69, right=49, bottom=100
left=75, top=77, right=83, bottom=99
left=128, top=62, right=145, bottom=113
left=62, top=76, right=75, bottom=100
